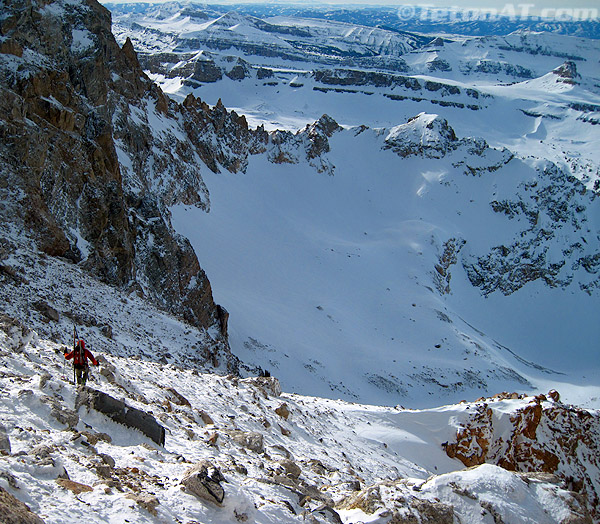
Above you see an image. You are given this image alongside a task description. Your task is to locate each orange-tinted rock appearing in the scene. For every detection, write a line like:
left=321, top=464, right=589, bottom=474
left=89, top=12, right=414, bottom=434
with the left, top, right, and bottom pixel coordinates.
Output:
left=443, top=395, right=600, bottom=520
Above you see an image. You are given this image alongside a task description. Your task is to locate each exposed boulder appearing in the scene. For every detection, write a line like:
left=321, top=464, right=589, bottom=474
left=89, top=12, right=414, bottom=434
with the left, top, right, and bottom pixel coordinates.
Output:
left=311, top=504, right=343, bottom=524
left=428, top=57, right=451, bottom=72
left=56, top=479, right=93, bottom=495
left=444, top=393, right=600, bottom=520
left=81, top=430, right=112, bottom=446
left=0, top=424, right=10, bottom=454
left=228, top=431, right=264, bottom=453
left=276, top=459, right=301, bottom=480
left=33, top=301, right=60, bottom=322
left=94, top=356, right=117, bottom=385
left=548, top=389, right=560, bottom=402
left=166, top=387, right=191, bottom=407
left=241, top=376, right=282, bottom=397
left=76, top=388, right=165, bottom=446
left=182, top=460, right=226, bottom=505
left=41, top=396, right=79, bottom=429
left=126, top=493, right=160, bottom=516
left=275, top=403, right=291, bottom=420
left=198, top=410, right=215, bottom=425
left=100, top=324, right=113, bottom=339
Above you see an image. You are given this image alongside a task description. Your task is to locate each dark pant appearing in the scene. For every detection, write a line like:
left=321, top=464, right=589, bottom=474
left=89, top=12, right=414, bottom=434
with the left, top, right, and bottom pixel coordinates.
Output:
left=74, top=366, right=89, bottom=385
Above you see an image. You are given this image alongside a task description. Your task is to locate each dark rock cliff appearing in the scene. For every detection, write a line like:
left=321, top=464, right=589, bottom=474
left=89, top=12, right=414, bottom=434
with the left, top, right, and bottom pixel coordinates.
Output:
left=0, top=0, right=266, bottom=367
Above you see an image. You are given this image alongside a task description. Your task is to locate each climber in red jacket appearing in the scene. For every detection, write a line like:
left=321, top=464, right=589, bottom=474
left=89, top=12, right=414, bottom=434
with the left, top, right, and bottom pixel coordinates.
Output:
left=64, top=339, right=98, bottom=386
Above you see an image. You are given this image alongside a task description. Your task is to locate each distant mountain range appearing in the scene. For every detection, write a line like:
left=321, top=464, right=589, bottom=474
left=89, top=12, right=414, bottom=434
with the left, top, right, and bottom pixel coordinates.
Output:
left=105, top=2, right=600, bottom=40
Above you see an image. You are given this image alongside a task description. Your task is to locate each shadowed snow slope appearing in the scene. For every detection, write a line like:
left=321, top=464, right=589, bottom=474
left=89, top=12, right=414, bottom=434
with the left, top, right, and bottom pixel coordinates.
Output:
left=171, top=115, right=600, bottom=408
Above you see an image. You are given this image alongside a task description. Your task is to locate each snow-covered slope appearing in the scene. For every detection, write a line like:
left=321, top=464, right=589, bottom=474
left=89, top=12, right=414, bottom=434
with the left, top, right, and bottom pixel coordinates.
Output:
left=1, top=2, right=600, bottom=520
left=107, top=4, right=424, bottom=61
left=170, top=113, right=600, bottom=408
left=0, top=320, right=597, bottom=523
left=101, top=2, right=600, bottom=408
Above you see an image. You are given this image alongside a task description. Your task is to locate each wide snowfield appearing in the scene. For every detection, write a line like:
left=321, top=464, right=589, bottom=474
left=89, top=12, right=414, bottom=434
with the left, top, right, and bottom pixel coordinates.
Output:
left=171, top=119, right=600, bottom=407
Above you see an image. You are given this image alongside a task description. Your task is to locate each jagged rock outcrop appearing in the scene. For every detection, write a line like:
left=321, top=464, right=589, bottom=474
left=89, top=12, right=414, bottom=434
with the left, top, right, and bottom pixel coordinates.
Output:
left=312, top=68, right=483, bottom=109
left=467, top=59, right=534, bottom=79
left=269, top=114, right=341, bottom=174
left=428, top=57, right=452, bottom=72
left=380, top=113, right=599, bottom=299
left=383, top=113, right=459, bottom=159
left=340, top=443, right=594, bottom=523
left=444, top=393, right=600, bottom=520
left=225, top=57, right=251, bottom=81
left=553, top=60, right=580, bottom=84
left=0, top=487, right=45, bottom=524
left=338, top=479, right=455, bottom=523
left=314, top=69, right=419, bottom=90
left=464, top=164, right=599, bottom=296
left=182, top=460, right=226, bottom=505
left=0, top=0, right=270, bottom=363
left=433, top=238, right=466, bottom=295
left=189, top=58, right=223, bottom=83
left=181, top=95, right=268, bottom=174
left=76, top=387, right=166, bottom=446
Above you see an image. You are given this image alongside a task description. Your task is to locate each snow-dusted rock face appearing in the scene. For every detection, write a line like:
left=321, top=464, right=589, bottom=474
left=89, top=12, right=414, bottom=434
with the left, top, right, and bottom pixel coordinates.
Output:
left=379, top=113, right=599, bottom=298
left=464, top=163, right=599, bottom=296
left=445, top=392, right=600, bottom=520
left=0, top=0, right=265, bottom=349
left=0, top=486, right=45, bottom=524
left=268, top=114, right=341, bottom=174
left=383, top=113, right=459, bottom=159
left=553, top=60, right=581, bottom=84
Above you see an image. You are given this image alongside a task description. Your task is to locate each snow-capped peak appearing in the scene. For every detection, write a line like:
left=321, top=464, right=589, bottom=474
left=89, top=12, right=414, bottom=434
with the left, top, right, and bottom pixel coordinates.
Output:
left=384, top=113, right=458, bottom=158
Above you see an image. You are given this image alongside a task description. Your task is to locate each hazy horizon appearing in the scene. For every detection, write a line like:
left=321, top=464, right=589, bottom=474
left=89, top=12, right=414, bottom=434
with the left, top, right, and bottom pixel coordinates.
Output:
left=100, top=0, right=599, bottom=23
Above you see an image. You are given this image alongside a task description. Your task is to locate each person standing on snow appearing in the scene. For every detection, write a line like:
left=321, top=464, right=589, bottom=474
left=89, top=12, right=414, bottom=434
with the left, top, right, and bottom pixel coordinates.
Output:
left=64, top=339, right=98, bottom=386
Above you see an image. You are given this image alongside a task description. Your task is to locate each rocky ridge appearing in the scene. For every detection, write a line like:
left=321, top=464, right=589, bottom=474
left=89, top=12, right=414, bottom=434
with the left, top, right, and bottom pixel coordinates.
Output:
left=377, top=114, right=599, bottom=297
left=463, top=162, right=599, bottom=296
left=0, top=0, right=357, bottom=316
left=0, top=0, right=395, bottom=373
left=0, top=0, right=231, bottom=340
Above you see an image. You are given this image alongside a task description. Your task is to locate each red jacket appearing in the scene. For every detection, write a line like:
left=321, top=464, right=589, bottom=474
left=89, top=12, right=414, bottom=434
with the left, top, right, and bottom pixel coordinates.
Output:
left=65, top=340, right=98, bottom=367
